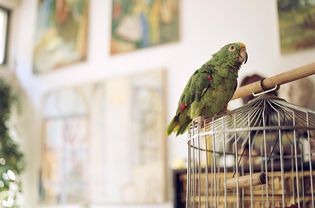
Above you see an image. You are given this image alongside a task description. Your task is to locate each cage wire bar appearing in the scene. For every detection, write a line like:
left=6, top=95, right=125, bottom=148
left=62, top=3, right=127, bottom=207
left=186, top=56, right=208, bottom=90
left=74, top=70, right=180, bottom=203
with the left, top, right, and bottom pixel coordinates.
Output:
left=186, top=95, right=315, bottom=208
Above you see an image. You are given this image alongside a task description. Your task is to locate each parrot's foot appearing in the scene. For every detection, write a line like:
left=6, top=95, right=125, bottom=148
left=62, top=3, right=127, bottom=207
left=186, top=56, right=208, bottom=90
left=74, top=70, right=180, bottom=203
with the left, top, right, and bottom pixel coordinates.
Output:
left=217, top=109, right=231, bottom=117
left=192, top=116, right=204, bottom=124
left=216, top=104, right=230, bottom=117
left=189, top=116, right=205, bottom=135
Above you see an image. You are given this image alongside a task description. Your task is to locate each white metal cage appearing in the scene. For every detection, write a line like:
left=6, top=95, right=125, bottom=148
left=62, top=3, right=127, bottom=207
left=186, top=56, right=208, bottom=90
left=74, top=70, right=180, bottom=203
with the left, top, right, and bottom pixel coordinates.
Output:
left=187, top=95, right=315, bottom=208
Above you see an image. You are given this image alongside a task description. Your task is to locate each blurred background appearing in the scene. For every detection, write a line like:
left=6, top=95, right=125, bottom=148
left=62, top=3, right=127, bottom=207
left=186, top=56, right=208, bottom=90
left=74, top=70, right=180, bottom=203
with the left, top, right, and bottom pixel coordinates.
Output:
left=0, top=0, right=314, bottom=207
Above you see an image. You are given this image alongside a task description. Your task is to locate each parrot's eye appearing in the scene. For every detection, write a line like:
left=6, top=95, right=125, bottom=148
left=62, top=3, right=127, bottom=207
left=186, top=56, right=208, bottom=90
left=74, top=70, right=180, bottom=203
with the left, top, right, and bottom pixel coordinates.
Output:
left=228, top=46, right=236, bottom=52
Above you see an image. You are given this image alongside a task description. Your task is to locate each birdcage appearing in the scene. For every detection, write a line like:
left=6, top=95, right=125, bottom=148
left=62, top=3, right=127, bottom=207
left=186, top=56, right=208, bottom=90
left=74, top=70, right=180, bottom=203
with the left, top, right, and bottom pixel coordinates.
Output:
left=186, top=94, right=315, bottom=208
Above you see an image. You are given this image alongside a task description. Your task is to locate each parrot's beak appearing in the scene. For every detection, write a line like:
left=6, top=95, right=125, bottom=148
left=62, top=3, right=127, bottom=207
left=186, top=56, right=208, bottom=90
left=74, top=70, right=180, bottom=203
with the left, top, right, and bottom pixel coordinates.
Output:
left=239, top=47, right=248, bottom=64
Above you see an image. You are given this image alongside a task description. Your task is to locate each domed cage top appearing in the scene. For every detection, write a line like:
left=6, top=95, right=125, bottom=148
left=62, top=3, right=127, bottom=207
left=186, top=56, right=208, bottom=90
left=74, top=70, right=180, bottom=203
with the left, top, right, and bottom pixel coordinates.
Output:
left=186, top=95, right=315, bottom=208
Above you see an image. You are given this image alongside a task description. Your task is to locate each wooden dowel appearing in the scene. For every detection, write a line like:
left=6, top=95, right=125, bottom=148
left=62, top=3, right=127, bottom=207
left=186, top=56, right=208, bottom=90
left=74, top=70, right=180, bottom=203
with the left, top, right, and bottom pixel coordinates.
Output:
left=232, top=62, right=315, bottom=100
left=226, top=172, right=267, bottom=189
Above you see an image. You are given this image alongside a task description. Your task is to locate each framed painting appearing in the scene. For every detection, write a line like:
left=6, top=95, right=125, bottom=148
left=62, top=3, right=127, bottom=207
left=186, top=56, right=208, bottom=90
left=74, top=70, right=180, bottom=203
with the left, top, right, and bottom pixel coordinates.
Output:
left=110, top=0, right=180, bottom=54
left=33, top=0, right=89, bottom=74
left=277, top=0, right=315, bottom=54
left=40, top=70, right=167, bottom=205
left=40, top=117, right=89, bottom=203
left=102, top=70, right=167, bottom=203
left=40, top=88, right=91, bottom=204
left=40, top=84, right=107, bottom=204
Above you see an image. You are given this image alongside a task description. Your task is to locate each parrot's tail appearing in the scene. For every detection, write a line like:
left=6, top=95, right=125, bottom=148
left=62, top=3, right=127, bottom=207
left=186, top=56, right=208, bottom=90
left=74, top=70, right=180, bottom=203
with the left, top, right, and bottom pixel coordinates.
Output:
left=167, top=116, right=192, bottom=136
left=167, top=118, right=178, bottom=136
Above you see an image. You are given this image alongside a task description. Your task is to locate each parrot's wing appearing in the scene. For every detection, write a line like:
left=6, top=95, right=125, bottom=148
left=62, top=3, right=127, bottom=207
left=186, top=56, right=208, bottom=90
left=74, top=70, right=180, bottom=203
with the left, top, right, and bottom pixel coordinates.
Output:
left=176, top=66, right=214, bottom=115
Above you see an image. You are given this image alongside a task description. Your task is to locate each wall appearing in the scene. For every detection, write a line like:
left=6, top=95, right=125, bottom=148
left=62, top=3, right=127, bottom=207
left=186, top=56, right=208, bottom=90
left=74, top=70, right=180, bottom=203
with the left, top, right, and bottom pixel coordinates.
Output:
left=4, top=0, right=315, bottom=207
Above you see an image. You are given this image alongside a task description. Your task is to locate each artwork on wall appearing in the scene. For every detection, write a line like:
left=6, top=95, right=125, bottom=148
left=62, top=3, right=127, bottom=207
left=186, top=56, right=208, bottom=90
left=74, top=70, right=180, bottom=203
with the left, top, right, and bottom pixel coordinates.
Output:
left=33, top=0, right=89, bottom=74
left=277, top=0, right=315, bottom=54
left=40, top=70, right=167, bottom=205
left=40, top=87, right=94, bottom=204
left=105, top=71, right=167, bottom=203
left=110, top=0, right=179, bottom=54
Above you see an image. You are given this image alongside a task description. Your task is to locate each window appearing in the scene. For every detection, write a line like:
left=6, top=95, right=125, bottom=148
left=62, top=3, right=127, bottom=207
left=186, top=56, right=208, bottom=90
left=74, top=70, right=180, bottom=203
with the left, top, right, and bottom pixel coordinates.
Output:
left=0, top=7, right=9, bottom=65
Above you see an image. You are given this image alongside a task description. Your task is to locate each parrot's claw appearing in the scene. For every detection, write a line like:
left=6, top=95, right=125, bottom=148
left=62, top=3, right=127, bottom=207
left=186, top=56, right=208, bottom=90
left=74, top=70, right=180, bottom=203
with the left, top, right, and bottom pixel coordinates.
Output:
left=216, top=110, right=231, bottom=118
left=215, top=104, right=230, bottom=116
left=189, top=116, right=205, bottom=135
left=192, top=116, right=204, bottom=127
left=192, top=116, right=203, bottom=123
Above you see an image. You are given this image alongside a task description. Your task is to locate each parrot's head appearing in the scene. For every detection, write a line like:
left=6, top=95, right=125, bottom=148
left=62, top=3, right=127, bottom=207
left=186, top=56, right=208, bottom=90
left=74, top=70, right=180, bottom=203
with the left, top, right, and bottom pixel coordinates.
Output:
left=212, top=42, right=248, bottom=70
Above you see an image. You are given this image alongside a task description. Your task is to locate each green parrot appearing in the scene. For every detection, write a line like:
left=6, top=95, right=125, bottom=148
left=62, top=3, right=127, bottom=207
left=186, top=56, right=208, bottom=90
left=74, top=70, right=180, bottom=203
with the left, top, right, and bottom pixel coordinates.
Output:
left=167, top=42, right=248, bottom=136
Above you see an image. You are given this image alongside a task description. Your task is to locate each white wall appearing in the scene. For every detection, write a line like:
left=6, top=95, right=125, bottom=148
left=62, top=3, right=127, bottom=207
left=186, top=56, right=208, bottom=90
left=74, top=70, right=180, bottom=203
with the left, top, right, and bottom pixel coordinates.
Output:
left=4, top=0, right=315, bottom=207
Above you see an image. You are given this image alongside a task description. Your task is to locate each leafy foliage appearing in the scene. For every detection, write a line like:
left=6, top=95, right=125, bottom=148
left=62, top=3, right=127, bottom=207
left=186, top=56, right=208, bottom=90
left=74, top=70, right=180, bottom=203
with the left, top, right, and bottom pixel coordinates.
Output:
left=0, top=79, right=25, bottom=207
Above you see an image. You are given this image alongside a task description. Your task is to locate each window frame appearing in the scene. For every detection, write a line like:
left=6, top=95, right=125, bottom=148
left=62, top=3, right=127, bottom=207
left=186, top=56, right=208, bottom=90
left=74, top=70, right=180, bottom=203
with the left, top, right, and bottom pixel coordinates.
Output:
left=0, top=0, right=19, bottom=71
left=0, top=6, right=10, bottom=66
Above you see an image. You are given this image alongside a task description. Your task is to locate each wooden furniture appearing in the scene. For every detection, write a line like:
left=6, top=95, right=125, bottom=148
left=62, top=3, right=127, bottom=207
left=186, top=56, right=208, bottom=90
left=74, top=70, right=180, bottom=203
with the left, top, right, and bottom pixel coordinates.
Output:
left=173, top=168, right=315, bottom=208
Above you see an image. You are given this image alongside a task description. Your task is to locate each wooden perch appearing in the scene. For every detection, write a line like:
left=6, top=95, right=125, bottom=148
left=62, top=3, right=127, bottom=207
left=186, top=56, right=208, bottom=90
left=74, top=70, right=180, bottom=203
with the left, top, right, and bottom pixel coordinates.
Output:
left=232, top=62, right=315, bottom=100
left=226, top=172, right=267, bottom=189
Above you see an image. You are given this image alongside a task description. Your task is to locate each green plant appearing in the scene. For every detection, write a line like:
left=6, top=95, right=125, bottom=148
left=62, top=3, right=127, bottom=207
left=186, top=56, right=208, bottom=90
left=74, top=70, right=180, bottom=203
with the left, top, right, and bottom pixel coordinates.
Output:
left=0, top=79, right=25, bottom=207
